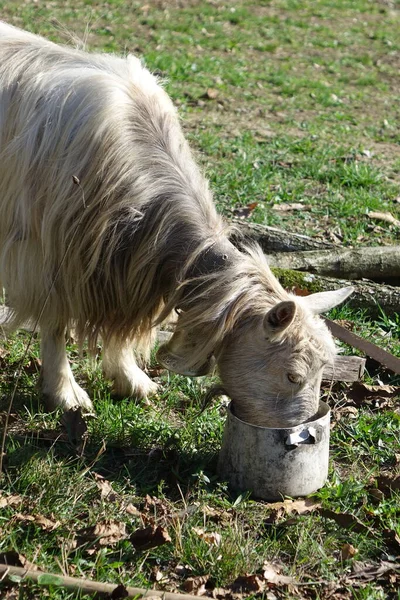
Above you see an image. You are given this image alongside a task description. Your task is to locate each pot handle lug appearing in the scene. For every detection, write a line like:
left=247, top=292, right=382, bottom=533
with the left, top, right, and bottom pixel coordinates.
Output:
left=285, top=425, right=324, bottom=447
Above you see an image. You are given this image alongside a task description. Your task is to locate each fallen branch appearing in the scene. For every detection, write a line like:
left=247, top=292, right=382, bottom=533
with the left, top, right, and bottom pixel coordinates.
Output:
left=0, top=564, right=202, bottom=600
left=274, top=269, right=400, bottom=316
left=231, top=219, right=334, bottom=252
left=322, top=355, right=365, bottom=382
left=265, top=246, right=400, bottom=283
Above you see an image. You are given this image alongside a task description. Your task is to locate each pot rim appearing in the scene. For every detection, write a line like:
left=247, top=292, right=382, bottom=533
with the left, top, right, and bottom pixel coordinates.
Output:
left=226, top=399, right=330, bottom=433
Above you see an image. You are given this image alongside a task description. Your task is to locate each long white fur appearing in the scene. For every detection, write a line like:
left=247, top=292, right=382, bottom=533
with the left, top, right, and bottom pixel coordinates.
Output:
left=0, top=22, right=352, bottom=424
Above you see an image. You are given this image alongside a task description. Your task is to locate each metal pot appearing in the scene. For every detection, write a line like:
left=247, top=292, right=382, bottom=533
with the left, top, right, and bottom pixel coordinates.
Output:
left=217, top=401, right=330, bottom=500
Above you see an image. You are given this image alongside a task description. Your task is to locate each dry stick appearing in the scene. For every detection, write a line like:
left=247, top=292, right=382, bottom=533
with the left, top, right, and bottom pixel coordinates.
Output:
left=277, top=269, right=400, bottom=317
left=230, top=218, right=334, bottom=252
left=265, top=246, right=400, bottom=282
left=0, top=564, right=202, bottom=600
left=0, top=177, right=87, bottom=477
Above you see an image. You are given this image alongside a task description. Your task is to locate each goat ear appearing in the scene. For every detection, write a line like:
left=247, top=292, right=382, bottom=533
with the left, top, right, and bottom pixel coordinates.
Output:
left=156, top=330, right=215, bottom=376
left=300, top=286, right=354, bottom=314
left=264, top=301, right=296, bottom=335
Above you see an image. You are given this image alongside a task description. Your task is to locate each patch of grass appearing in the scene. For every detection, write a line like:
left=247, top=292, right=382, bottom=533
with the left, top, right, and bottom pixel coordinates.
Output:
left=1, top=1, right=400, bottom=599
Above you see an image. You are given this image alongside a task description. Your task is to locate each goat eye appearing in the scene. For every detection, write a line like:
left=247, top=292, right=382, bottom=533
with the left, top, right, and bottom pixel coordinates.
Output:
left=287, top=373, right=300, bottom=384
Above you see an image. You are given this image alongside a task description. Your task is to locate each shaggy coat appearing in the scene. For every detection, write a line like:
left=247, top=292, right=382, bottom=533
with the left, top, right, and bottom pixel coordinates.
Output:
left=0, top=22, right=352, bottom=426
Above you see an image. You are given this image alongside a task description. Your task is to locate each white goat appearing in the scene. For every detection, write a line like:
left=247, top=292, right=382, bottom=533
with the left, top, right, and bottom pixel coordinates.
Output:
left=0, top=22, right=352, bottom=426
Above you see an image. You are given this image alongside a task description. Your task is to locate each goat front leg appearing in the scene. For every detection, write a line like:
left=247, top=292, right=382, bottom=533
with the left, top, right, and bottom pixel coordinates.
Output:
left=102, top=337, right=158, bottom=400
left=40, top=326, right=93, bottom=412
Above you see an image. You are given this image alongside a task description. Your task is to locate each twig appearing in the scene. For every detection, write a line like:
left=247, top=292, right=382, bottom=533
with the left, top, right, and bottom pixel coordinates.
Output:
left=0, top=564, right=203, bottom=600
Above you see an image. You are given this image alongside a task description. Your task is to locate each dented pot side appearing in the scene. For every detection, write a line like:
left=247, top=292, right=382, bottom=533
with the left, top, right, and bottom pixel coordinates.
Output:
left=217, top=401, right=330, bottom=501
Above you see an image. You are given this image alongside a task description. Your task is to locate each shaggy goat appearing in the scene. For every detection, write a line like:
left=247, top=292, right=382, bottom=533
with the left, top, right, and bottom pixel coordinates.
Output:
left=0, top=22, right=352, bottom=427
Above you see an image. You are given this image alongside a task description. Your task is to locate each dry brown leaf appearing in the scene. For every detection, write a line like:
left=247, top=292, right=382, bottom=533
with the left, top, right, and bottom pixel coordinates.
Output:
left=0, top=494, right=23, bottom=508
left=368, top=211, right=400, bottom=227
left=267, top=498, right=321, bottom=516
left=347, top=382, right=400, bottom=409
left=183, top=575, right=209, bottom=594
left=0, top=550, right=24, bottom=566
left=93, top=474, right=118, bottom=501
left=206, top=88, right=218, bottom=99
left=341, top=543, right=358, bottom=561
left=94, top=520, right=127, bottom=545
left=232, top=574, right=265, bottom=593
left=34, top=514, right=61, bottom=531
left=376, top=474, right=400, bottom=495
left=318, top=508, right=370, bottom=534
left=262, top=562, right=295, bottom=585
left=17, top=553, right=40, bottom=571
left=110, top=584, right=130, bottom=599
left=382, top=528, right=400, bottom=554
left=233, top=202, right=258, bottom=219
left=347, top=560, right=400, bottom=582
left=368, top=487, right=385, bottom=504
left=272, top=202, right=310, bottom=212
left=130, top=524, right=171, bottom=550
left=192, top=527, right=221, bottom=546
left=23, top=357, right=42, bottom=375
left=125, top=503, right=141, bottom=516
left=14, top=513, right=60, bottom=531
left=142, top=494, right=170, bottom=519
left=61, top=406, right=88, bottom=447
left=78, top=520, right=127, bottom=547
left=202, top=505, right=232, bottom=524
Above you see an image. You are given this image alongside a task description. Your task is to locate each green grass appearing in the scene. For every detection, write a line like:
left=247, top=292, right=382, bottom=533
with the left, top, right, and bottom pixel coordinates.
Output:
left=1, top=1, right=400, bottom=599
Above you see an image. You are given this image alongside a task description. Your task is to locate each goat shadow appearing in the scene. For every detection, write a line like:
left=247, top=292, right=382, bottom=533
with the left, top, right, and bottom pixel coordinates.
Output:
left=1, top=388, right=224, bottom=499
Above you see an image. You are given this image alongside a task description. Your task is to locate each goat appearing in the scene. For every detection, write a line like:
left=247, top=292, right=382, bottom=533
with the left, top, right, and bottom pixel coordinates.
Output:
left=0, top=22, right=352, bottom=426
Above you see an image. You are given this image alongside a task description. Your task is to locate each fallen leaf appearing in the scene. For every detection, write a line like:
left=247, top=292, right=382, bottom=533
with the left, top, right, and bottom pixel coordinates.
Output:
left=347, top=560, right=400, bottom=582
left=347, top=382, right=400, bottom=408
left=153, top=568, right=164, bottom=582
left=183, top=575, right=209, bottom=594
left=23, top=357, right=42, bottom=375
left=272, top=202, right=310, bottom=212
left=34, top=515, right=61, bottom=531
left=14, top=513, right=60, bottom=531
left=125, top=503, right=141, bottom=517
left=93, top=473, right=118, bottom=501
left=341, top=543, right=358, bottom=560
left=192, top=527, right=221, bottom=546
left=262, top=562, right=295, bottom=585
left=376, top=474, right=400, bottom=495
left=199, top=88, right=219, bottom=100
left=78, top=520, right=127, bottom=547
left=202, top=505, right=232, bottom=524
left=130, top=524, right=171, bottom=550
left=232, top=202, right=258, bottom=219
left=0, top=551, right=24, bottom=566
left=382, top=528, right=400, bottom=554
left=231, top=574, right=265, bottom=593
left=368, top=211, right=400, bottom=227
left=368, top=487, right=385, bottom=503
left=0, top=494, right=23, bottom=509
left=267, top=498, right=321, bottom=517
left=110, top=584, right=130, bottom=599
left=318, top=508, right=370, bottom=534
left=61, top=407, right=88, bottom=448
left=17, top=553, right=39, bottom=571
left=94, top=520, right=127, bottom=545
